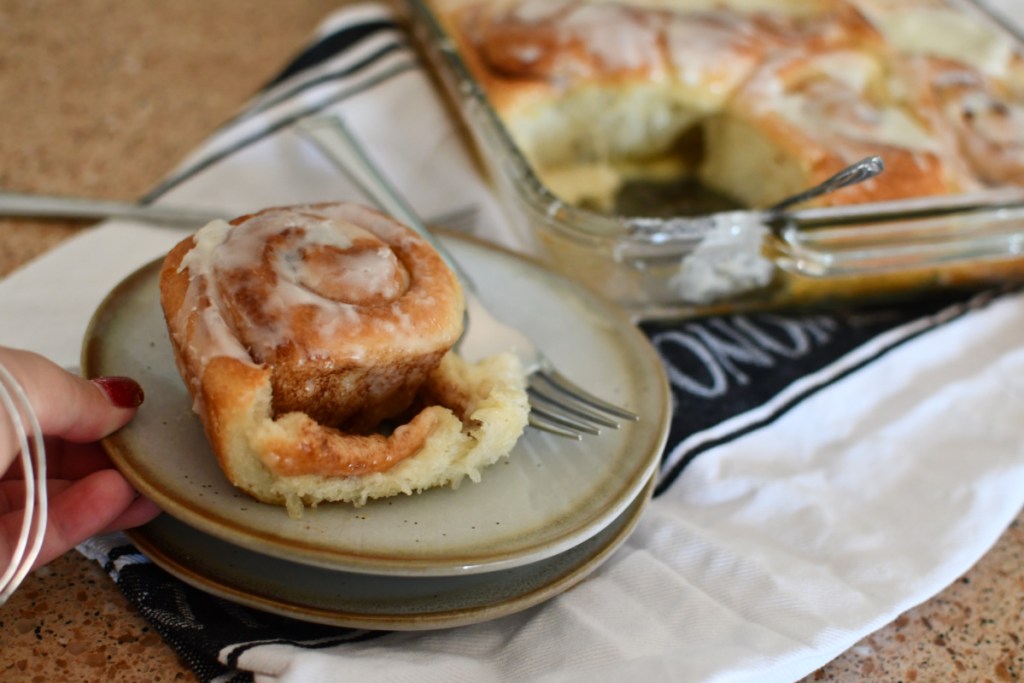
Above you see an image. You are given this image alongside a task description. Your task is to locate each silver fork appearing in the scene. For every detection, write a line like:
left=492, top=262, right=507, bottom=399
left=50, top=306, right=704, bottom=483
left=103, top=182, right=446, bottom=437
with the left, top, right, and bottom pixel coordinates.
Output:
left=0, top=191, right=480, bottom=233
left=296, top=115, right=638, bottom=439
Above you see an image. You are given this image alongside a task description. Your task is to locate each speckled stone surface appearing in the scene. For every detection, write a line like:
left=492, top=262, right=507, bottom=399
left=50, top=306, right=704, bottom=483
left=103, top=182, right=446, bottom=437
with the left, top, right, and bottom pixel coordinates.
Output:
left=1, top=2, right=1022, bottom=682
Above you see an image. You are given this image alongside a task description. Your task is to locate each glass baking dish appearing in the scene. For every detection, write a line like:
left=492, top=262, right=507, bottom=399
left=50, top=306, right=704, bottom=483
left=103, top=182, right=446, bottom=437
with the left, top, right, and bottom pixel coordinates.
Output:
left=404, top=0, right=1024, bottom=321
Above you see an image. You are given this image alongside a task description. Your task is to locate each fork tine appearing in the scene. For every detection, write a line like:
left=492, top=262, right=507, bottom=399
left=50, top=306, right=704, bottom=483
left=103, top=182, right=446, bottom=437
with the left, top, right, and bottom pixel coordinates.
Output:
left=529, top=416, right=585, bottom=440
left=528, top=407, right=596, bottom=439
left=527, top=385, right=620, bottom=429
left=533, top=365, right=640, bottom=421
left=529, top=402, right=601, bottom=435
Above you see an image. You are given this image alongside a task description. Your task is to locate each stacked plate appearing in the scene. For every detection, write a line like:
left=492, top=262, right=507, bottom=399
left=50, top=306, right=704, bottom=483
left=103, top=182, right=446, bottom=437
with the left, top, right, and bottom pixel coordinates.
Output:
left=82, top=236, right=671, bottom=630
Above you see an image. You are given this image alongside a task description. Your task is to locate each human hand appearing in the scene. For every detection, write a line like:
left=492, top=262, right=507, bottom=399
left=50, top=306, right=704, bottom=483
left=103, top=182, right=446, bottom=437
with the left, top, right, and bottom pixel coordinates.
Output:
left=0, top=346, right=161, bottom=572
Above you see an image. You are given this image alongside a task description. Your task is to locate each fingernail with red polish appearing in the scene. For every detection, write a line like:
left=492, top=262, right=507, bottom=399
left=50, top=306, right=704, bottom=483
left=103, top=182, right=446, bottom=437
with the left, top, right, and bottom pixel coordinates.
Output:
left=93, top=376, right=145, bottom=408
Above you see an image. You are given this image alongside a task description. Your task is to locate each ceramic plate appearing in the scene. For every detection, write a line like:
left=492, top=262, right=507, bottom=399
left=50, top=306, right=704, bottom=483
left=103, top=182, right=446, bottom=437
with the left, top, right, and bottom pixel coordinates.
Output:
left=83, top=236, right=670, bottom=576
left=127, top=474, right=653, bottom=630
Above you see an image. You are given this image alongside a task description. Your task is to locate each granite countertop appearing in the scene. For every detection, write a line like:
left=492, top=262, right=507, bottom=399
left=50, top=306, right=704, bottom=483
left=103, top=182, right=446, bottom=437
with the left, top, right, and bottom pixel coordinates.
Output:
left=1, top=2, right=1022, bottom=682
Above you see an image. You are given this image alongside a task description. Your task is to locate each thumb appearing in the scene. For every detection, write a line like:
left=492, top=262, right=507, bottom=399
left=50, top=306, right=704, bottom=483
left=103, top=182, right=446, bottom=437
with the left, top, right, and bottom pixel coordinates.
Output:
left=0, top=347, right=144, bottom=447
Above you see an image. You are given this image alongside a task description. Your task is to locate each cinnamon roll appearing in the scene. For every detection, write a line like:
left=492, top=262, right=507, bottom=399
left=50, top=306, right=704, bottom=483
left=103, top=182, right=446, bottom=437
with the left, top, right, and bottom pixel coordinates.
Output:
left=699, top=48, right=979, bottom=208
left=855, top=0, right=1024, bottom=187
left=159, top=203, right=529, bottom=516
left=902, top=57, right=1024, bottom=188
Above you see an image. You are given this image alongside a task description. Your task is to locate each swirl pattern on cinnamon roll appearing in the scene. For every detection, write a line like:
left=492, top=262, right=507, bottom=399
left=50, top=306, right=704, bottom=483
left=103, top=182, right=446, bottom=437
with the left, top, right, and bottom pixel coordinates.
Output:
left=159, top=203, right=529, bottom=515
left=902, top=57, right=1024, bottom=188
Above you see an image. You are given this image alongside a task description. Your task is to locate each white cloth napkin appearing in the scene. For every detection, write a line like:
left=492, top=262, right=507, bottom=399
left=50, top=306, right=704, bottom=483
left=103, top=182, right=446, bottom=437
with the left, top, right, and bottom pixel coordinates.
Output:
left=5, top=4, right=1024, bottom=682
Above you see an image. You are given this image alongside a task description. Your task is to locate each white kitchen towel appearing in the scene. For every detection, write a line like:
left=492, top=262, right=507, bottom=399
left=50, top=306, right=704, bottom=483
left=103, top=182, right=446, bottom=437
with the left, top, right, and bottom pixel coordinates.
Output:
left=5, top=4, right=1024, bottom=683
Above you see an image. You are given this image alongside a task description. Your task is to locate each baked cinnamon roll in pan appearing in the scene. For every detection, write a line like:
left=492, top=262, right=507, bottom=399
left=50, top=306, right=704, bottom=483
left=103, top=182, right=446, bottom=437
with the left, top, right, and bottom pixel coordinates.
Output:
left=160, top=203, right=529, bottom=517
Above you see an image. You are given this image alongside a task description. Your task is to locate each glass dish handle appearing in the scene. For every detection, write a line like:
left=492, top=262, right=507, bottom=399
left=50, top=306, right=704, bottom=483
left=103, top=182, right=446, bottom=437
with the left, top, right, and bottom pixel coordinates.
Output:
left=772, top=205, right=1024, bottom=277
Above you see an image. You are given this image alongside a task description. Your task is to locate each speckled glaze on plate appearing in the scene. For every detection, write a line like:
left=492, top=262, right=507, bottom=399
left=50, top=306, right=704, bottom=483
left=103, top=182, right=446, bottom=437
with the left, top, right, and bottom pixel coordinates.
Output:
left=83, top=235, right=670, bottom=577
left=127, top=474, right=653, bottom=630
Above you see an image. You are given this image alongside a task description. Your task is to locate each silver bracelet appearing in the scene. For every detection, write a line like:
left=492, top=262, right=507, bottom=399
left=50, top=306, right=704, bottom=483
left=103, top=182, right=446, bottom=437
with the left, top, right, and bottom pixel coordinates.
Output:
left=0, top=362, right=47, bottom=604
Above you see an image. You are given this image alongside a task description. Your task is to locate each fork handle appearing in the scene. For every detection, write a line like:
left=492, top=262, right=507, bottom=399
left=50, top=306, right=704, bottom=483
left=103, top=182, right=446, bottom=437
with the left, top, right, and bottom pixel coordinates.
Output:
left=295, top=115, right=477, bottom=292
left=0, top=191, right=225, bottom=225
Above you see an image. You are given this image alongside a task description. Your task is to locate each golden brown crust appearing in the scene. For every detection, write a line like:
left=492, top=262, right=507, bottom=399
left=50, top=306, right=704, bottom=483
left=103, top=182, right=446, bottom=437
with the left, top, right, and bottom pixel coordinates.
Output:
left=257, top=408, right=442, bottom=478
